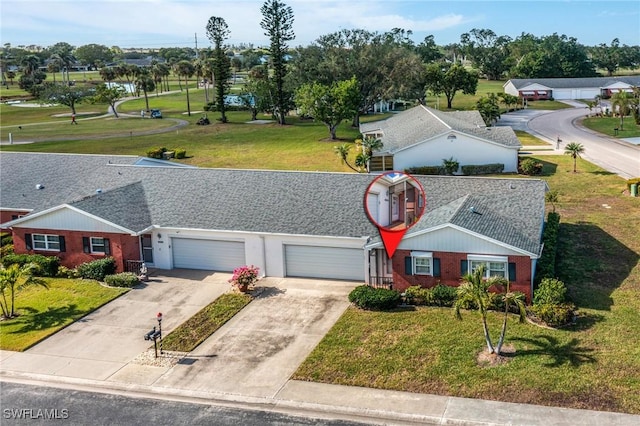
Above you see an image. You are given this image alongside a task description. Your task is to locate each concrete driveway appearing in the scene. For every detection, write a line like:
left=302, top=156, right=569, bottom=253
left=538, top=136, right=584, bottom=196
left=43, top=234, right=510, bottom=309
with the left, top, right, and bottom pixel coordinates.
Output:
left=151, top=277, right=354, bottom=398
left=0, top=270, right=230, bottom=381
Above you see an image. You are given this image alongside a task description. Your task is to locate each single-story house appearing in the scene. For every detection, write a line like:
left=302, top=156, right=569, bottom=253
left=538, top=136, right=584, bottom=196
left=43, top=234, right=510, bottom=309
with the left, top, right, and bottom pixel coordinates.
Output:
left=503, top=76, right=640, bottom=101
left=1, top=152, right=547, bottom=300
left=360, top=105, right=521, bottom=173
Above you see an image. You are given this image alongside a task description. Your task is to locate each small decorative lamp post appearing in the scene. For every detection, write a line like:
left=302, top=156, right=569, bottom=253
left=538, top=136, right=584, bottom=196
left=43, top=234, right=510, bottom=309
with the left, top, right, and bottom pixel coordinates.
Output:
left=157, top=312, right=163, bottom=354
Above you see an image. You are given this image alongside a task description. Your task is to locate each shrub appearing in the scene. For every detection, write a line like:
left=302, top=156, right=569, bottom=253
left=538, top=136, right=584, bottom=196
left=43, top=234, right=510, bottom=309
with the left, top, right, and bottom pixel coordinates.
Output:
left=146, top=147, right=167, bottom=159
left=535, top=212, right=560, bottom=284
left=348, top=285, right=401, bottom=310
left=0, top=243, right=14, bottom=258
left=529, top=303, right=575, bottom=327
left=520, top=158, right=543, bottom=175
left=57, top=265, right=78, bottom=278
left=76, top=257, right=117, bottom=281
left=174, top=148, right=187, bottom=159
left=104, top=272, right=139, bottom=288
left=534, top=278, right=567, bottom=305
left=1, top=233, right=13, bottom=247
left=431, top=284, right=457, bottom=307
left=404, top=286, right=433, bottom=305
left=404, top=166, right=444, bottom=175
left=460, top=163, right=504, bottom=175
left=1, top=253, right=59, bottom=277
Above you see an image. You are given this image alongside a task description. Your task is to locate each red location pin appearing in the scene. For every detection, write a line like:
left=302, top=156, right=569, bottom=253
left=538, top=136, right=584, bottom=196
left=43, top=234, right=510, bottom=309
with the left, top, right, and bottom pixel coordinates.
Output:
left=379, top=227, right=407, bottom=258
left=364, top=171, right=426, bottom=259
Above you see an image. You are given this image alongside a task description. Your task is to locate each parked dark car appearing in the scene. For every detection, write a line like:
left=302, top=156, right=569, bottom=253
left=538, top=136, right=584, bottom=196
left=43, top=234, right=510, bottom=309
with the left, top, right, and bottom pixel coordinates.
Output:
left=150, top=109, right=162, bottom=119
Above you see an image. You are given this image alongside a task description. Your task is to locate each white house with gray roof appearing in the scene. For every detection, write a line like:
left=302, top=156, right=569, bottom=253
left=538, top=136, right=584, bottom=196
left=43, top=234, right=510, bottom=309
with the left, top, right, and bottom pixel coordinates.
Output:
left=504, top=76, right=640, bottom=101
left=360, top=105, right=521, bottom=173
left=1, top=152, right=546, bottom=300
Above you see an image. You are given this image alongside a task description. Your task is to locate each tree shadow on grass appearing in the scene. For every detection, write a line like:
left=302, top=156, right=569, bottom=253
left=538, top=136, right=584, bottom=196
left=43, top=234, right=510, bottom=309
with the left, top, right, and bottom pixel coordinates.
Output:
left=555, top=222, right=638, bottom=311
left=512, top=335, right=596, bottom=367
left=9, top=304, right=84, bottom=334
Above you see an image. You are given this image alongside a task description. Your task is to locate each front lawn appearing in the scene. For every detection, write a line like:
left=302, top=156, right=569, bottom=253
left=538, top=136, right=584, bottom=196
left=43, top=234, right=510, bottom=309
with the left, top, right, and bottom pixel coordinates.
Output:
left=294, top=154, right=640, bottom=414
left=582, top=116, right=640, bottom=138
left=0, top=278, right=129, bottom=351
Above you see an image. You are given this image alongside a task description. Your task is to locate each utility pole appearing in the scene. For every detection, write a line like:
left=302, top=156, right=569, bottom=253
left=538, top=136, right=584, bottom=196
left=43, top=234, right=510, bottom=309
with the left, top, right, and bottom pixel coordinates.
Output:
left=195, top=33, right=198, bottom=58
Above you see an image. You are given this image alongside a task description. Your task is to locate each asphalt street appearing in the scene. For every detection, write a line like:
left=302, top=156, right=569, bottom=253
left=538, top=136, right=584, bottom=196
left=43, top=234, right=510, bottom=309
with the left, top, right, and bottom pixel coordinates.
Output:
left=497, top=105, right=640, bottom=179
left=1, top=382, right=368, bottom=426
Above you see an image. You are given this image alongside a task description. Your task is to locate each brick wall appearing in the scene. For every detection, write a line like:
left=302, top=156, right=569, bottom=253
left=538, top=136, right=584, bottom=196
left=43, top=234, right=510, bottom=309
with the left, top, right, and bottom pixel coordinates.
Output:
left=392, top=249, right=533, bottom=302
left=12, top=228, right=140, bottom=273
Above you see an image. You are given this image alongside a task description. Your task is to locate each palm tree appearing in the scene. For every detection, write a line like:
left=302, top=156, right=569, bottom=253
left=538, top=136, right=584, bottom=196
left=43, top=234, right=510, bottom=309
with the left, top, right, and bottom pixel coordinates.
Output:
left=454, top=265, right=495, bottom=353
left=564, top=142, right=585, bottom=173
left=20, top=55, right=41, bottom=76
left=0, top=263, right=47, bottom=318
left=175, top=60, right=195, bottom=116
left=99, top=67, right=117, bottom=84
left=611, top=90, right=632, bottom=130
left=334, top=144, right=359, bottom=172
left=136, top=70, right=155, bottom=112
left=545, top=189, right=559, bottom=213
left=494, top=277, right=526, bottom=355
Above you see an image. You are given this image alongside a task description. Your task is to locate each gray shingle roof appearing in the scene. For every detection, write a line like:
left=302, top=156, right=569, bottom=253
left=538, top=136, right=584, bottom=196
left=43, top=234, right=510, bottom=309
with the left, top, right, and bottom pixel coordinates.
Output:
left=507, top=76, right=640, bottom=90
left=360, top=105, right=521, bottom=154
left=1, top=153, right=545, bottom=254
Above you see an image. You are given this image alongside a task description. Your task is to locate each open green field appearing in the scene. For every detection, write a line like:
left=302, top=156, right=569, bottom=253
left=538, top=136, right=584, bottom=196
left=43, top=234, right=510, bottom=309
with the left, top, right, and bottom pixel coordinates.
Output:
left=294, top=154, right=640, bottom=414
left=0, top=278, right=128, bottom=351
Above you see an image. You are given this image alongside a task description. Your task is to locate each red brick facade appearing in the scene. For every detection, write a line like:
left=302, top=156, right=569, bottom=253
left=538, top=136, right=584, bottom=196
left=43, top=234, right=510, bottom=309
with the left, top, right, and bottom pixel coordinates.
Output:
left=392, top=249, right=533, bottom=302
left=11, top=228, right=140, bottom=273
left=0, top=210, right=31, bottom=231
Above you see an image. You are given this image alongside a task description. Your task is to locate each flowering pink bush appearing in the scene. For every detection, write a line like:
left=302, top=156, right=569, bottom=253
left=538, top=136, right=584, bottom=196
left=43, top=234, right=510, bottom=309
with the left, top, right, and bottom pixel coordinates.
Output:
left=228, top=265, right=260, bottom=288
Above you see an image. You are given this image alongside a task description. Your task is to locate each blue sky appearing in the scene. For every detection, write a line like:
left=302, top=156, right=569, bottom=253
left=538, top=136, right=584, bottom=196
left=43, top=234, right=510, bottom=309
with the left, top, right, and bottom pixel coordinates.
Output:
left=1, top=0, right=639, bottom=49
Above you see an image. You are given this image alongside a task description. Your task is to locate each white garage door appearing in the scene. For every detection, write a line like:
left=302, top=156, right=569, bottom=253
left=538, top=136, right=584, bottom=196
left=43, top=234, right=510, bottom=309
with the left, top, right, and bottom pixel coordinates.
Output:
left=172, top=238, right=245, bottom=271
left=284, top=245, right=364, bottom=281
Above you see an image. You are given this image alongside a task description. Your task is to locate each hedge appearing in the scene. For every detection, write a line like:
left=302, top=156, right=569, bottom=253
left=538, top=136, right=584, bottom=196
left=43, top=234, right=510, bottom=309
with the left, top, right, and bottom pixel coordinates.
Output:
left=348, top=285, right=400, bottom=310
left=104, top=272, right=140, bottom=288
left=461, top=163, right=505, bottom=175
left=1, top=253, right=60, bottom=277
left=76, top=257, right=117, bottom=281
left=404, top=166, right=445, bottom=175
left=146, top=147, right=167, bottom=159
left=535, top=212, right=560, bottom=284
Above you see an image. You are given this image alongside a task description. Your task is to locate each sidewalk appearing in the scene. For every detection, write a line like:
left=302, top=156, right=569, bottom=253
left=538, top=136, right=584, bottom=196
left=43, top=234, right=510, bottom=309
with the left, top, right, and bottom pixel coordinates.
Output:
left=1, top=275, right=639, bottom=425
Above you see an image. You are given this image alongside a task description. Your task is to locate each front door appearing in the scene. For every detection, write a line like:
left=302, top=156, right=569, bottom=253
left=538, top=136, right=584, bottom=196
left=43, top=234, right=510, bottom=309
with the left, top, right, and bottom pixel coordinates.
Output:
left=391, top=194, right=399, bottom=222
left=141, top=234, right=153, bottom=264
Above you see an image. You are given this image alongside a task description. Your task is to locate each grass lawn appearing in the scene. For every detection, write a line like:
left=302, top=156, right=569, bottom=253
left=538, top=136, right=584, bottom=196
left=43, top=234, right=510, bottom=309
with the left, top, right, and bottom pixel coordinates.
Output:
left=515, top=130, right=552, bottom=146
left=0, top=278, right=129, bottom=351
left=294, top=155, right=640, bottom=415
left=582, top=116, right=640, bottom=138
left=161, top=292, right=252, bottom=352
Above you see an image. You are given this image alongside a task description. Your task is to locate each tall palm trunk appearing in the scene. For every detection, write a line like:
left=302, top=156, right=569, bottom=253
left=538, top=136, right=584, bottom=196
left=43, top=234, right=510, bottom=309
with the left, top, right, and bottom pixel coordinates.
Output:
left=184, top=76, right=191, bottom=116
left=480, top=308, right=495, bottom=354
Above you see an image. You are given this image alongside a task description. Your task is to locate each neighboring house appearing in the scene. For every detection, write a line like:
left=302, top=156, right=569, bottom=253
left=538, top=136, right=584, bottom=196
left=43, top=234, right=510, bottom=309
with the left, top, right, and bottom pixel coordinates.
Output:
left=360, top=105, right=521, bottom=173
left=503, top=76, right=640, bottom=101
left=0, top=153, right=546, bottom=301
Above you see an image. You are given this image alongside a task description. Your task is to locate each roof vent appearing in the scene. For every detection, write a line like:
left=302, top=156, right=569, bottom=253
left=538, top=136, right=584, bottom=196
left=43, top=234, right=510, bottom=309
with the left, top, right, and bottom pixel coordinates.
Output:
left=96, top=188, right=102, bottom=194
left=35, top=184, right=44, bottom=190
left=470, top=206, right=482, bottom=215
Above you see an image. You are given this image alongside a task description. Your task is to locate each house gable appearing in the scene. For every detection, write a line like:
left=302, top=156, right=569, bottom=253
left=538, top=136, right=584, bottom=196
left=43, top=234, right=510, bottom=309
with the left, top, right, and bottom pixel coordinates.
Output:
left=8, top=205, right=135, bottom=234
left=396, top=225, right=537, bottom=257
